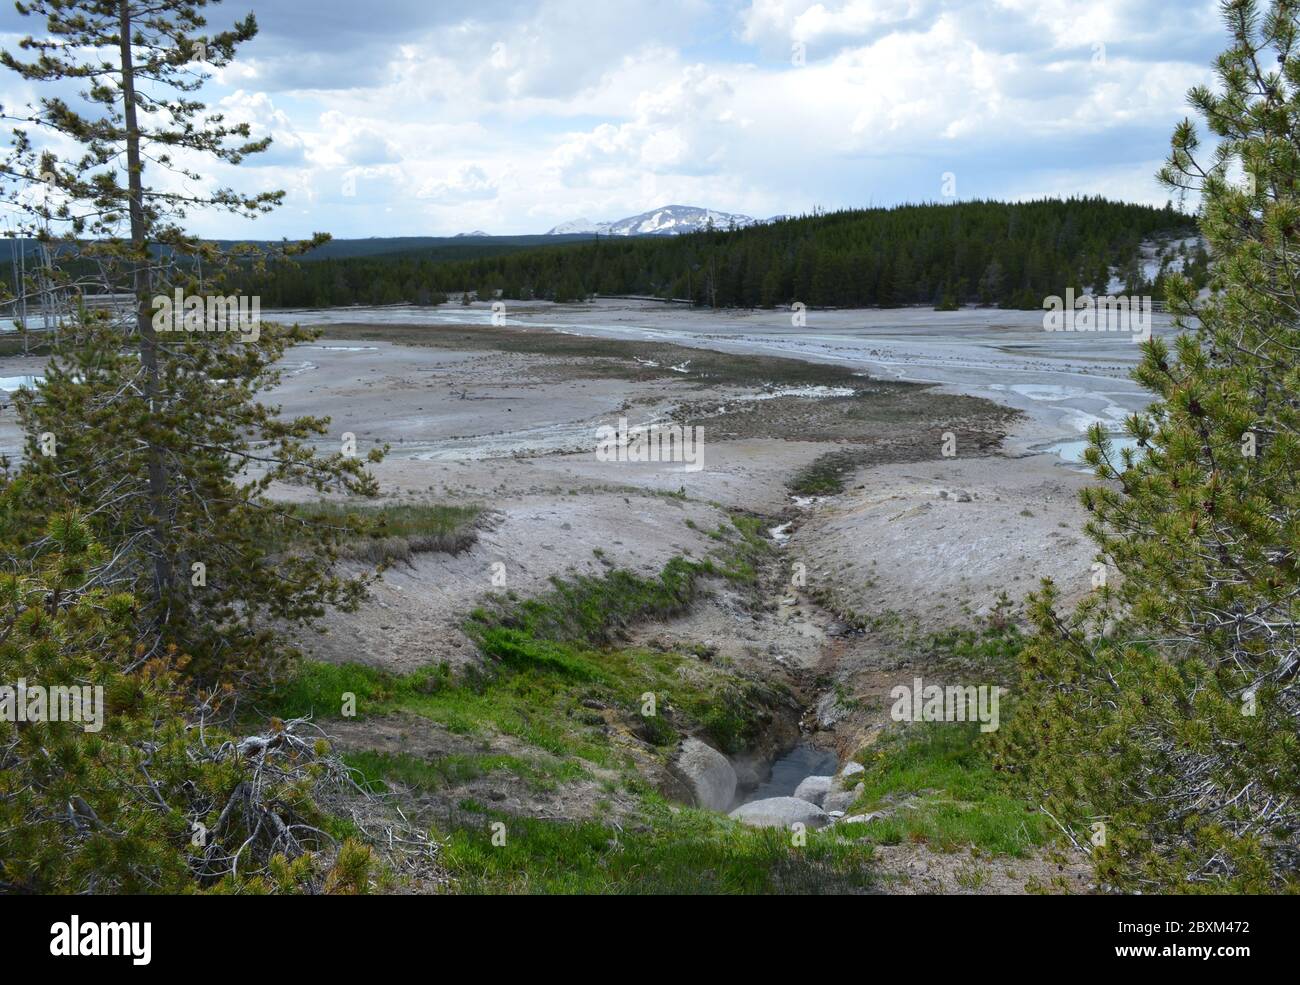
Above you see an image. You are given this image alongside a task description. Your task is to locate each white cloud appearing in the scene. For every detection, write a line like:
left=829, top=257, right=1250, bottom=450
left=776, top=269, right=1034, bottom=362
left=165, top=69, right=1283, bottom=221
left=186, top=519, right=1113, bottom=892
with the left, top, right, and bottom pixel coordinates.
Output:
left=416, top=164, right=500, bottom=204
left=0, top=0, right=1229, bottom=238
left=217, top=90, right=307, bottom=167
left=741, top=0, right=929, bottom=47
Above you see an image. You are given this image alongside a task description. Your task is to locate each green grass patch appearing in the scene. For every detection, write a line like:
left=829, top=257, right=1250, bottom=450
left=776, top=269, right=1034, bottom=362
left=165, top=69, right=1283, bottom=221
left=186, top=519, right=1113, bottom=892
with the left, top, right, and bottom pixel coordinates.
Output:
left=265, top=627, right=782, bottom=764
left=466, top=516, right=771, bottom=646
left=259, top=523, right=788, bottom=895
left=787, top=448, right=869, bottom=496
left=262, top=660, right=398, bottom=720
left=469, top=557, right=703, bottom=645
left=441, top=798, right=877, bottom=894
left=846, top=722, right=1048, bottom=856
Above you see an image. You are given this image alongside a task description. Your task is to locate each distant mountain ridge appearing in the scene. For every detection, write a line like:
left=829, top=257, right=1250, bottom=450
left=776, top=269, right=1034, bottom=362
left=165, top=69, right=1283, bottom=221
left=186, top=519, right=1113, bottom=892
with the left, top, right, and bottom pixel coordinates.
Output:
left=546, top=204, right=765, bottom=237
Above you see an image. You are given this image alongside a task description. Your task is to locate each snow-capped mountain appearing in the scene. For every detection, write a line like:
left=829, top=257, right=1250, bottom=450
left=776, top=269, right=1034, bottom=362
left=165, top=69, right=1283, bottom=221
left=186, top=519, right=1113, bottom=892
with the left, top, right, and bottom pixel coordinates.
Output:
left=546, top=204, right=759, bottom=237
left=454, top=229, right=490, bottom=237
left=546, top=218, right=604, bottom=235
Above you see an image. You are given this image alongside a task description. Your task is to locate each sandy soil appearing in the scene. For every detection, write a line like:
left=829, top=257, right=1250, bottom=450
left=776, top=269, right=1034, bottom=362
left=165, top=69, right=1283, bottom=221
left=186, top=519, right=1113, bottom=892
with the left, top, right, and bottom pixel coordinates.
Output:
left=787, top=451, right=1098, bottom=634
left=0, top=306, right=1103, bottom=723
left=232, top=327, right=1037, bottom=676
left=866, top=842, right=1093, bottom=895
left=297, top=491, right=731, bottom=674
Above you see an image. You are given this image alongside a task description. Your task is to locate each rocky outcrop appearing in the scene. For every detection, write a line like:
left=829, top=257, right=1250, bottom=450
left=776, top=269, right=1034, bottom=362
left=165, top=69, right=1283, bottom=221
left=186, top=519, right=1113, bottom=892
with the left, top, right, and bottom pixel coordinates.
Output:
left=814, top=691, right=850, bottom=729
left=672, top=737, right=737, bottom=811
left=729, top=796, right=829, bottom=830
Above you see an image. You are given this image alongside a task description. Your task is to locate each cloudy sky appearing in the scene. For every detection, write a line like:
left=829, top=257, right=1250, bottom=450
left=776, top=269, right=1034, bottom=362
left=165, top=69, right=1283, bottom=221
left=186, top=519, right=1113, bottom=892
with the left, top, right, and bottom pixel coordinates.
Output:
left=0, top=0, right=1229, bottom=239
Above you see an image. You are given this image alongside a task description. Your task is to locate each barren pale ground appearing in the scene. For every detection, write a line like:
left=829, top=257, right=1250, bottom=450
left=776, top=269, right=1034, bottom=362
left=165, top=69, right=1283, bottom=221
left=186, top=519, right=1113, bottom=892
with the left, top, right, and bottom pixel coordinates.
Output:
left=0, top=300, right=1146, bottom=892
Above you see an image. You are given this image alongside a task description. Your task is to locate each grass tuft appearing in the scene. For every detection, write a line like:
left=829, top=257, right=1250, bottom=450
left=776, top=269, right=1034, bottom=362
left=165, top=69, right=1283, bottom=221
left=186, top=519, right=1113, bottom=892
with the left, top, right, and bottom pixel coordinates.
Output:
left=277, top=501, right=482, bottom=564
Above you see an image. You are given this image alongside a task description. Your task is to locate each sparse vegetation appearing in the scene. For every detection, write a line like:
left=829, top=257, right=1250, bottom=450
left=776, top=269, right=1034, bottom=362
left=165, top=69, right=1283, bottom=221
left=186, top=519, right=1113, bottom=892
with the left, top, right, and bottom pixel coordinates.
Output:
left=788, top=448, right=868, bottom=496
left=345, top=749, right=588, bottom=794
left=280, top=501, right=482, bottom=565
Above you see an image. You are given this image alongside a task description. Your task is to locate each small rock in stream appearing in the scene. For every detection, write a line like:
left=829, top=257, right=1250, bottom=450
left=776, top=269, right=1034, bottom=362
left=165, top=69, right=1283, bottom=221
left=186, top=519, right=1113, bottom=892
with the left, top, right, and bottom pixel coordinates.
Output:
left=729, top=797, right=829, bottom=830
left=792, top=775, right=833, bottom=806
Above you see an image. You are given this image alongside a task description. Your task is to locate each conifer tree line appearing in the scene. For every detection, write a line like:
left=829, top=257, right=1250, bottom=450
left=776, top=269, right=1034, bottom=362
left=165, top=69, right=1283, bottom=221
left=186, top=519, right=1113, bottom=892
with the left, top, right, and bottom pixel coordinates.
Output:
left=234, top=197, right=1206, bottom=310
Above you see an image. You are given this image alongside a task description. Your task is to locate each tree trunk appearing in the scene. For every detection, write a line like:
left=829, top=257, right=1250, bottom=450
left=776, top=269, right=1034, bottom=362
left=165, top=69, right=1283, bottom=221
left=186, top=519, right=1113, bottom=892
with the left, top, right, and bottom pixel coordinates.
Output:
left=118, top=0, right=174, bottom=612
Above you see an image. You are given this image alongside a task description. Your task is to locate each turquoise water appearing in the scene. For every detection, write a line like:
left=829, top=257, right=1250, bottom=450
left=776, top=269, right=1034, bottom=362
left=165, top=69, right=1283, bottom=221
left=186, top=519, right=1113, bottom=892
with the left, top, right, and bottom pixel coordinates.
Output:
left=1048, top=434, right=1142, bottom=464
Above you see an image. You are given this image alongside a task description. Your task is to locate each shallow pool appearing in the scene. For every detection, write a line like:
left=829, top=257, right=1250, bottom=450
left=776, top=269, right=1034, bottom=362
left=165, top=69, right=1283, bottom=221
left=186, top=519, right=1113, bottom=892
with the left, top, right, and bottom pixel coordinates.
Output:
left=0, top=375, right=42, bottom=392
left=1047, top=434, right=1142, bottom=465
left=743, top=744, right=838, bottom=803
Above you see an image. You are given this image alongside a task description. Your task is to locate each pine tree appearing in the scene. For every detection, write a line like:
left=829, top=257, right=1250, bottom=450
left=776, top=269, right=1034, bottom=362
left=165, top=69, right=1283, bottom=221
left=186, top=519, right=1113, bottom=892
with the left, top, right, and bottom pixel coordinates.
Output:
left=978, top=258, right=1005, bottom=304
left=997, top=0, right=1300, bottom=892
left=0, top=1, right=384, bottom=681
left=0, top=513, right=382, bottom=893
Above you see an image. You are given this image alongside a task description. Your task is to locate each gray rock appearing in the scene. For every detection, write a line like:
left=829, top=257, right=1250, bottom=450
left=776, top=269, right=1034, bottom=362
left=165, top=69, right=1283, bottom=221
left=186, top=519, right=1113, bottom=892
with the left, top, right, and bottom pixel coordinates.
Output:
left=792, top=774, right=833, bottom=806
left=840, top=811, right=885, bottom=825
left=823, top=788, right=858, bottom=813
left=729, top=796, right=830, bottom=830
left=672, top=737, right=737, bottom=812
left=823, top=762, right=866, bottom=811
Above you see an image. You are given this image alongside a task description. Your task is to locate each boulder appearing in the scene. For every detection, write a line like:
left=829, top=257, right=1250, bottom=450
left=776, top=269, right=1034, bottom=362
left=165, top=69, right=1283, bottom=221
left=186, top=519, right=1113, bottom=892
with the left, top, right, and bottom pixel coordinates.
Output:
left=823, top=787, right=858, bottom=813
left=792, top=774, right=833, bottom=807
left=840, top=761, right=866, bottom=780
left=729, top=796, right=829, bottom=830
left=672, top=737, right=737, bottom=811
